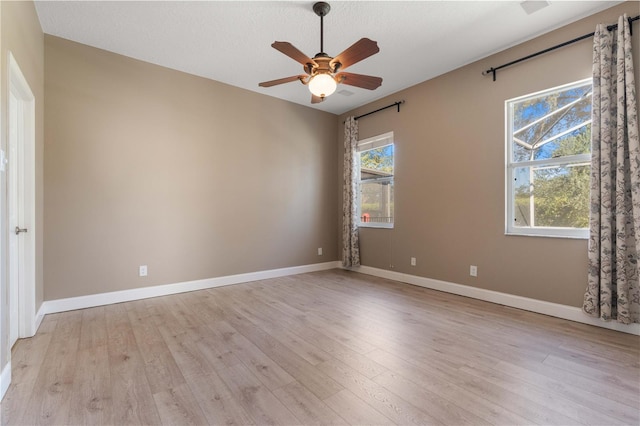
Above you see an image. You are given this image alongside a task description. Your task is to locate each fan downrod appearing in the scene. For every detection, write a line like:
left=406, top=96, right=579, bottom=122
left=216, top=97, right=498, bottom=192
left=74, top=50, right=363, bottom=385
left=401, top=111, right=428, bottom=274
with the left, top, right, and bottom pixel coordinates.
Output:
left=313, top=2, right=330, bottom=17
left=313, top=2, right=330, bottom=56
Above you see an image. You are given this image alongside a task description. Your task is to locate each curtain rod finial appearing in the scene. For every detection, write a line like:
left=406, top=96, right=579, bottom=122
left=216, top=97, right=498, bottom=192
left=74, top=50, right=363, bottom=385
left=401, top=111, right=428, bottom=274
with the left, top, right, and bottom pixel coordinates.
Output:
left=481, top=68, right=497, bottom=81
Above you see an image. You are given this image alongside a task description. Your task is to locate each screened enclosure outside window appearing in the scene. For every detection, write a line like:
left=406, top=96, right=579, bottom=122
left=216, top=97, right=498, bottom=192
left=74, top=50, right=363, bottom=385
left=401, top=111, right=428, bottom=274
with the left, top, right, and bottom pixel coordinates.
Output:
left=358, top=132, right=394, bottom=228
left=506, top=79, right=592, bottom=238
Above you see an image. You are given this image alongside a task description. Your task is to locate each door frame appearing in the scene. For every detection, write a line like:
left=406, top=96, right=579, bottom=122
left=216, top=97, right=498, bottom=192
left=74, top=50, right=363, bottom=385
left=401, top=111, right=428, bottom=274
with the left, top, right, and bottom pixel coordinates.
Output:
left=7, top=51, right=36, bottom=341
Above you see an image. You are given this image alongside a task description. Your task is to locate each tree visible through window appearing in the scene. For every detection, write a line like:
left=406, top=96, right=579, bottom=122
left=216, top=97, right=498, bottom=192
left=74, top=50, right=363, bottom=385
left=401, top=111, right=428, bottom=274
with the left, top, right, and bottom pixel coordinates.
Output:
left=506, top=79, right=591, bottom=238
left=358, top=132, right=394, bottom=228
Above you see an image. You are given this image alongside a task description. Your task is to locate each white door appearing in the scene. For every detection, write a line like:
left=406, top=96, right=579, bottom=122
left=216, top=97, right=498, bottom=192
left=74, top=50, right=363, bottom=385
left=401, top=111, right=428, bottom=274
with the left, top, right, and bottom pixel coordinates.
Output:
left=7, top=53, right=36, bottom=347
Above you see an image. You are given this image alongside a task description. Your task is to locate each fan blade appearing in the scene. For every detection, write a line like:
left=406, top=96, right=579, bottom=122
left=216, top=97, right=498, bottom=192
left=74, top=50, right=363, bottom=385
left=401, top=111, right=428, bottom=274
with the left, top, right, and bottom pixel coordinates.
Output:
left=330, top=38, right=379, bottom=71
left=272, top=41, right=316, bottom=67
left=259, top=75, right=307, bottom=88
left=336, top=72, right=382, bottom=90
left=311, top=94, right=325, bottom=104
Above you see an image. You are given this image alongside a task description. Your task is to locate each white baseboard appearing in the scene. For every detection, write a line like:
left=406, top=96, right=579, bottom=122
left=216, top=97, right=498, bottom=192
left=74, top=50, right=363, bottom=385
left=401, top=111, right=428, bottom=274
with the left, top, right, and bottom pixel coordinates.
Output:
left=34, top=260, right=640, bottom=335
left=350, top=265, right=640, bottom=335
left=35, top=305, right=45, bottom=331
left=1, top=362, right=11, bottom=401
left=40, top=261, right=342, bottom=316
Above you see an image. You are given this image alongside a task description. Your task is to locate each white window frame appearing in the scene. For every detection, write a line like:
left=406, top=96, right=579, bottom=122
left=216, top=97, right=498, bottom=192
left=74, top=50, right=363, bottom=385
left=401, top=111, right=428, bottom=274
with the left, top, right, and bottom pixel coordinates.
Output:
left=505, top=78, right=591, bottom=239
left=357, top=132, right=394, bottom=229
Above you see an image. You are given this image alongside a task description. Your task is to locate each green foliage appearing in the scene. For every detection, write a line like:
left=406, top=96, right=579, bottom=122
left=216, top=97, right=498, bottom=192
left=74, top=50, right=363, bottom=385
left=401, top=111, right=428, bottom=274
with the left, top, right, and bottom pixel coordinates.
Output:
left=550, top=130, right=590, bottom=157
left=531, top=164, right=590, bottom=228
left=360, top=146, right=393, bottom=173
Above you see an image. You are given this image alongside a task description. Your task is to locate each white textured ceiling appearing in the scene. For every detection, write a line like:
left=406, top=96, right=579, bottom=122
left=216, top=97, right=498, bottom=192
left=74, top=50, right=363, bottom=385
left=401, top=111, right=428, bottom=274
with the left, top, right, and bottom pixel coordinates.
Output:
left=35, top=1, right=623, bottom=115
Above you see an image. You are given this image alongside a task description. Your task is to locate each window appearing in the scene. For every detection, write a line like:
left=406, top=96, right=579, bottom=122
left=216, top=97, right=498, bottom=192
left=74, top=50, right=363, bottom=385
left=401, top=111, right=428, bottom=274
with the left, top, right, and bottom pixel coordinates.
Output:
left=506, top=79, right=592, bottom=238
left=358, top=132, right=394, bottom=228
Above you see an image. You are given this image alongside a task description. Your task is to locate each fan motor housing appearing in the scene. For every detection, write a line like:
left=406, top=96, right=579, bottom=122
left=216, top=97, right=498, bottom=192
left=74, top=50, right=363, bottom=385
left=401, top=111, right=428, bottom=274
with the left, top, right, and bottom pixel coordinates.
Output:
left=307, top=55, right=337, bottom=76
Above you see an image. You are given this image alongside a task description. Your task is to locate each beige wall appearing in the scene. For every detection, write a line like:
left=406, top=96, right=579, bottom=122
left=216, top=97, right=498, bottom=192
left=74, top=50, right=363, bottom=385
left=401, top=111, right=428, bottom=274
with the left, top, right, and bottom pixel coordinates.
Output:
left=0, top=1, right=44, bottom=373
left=339, top=2, right=639, bottom=307
left=44, top=36, right=338, bottom=301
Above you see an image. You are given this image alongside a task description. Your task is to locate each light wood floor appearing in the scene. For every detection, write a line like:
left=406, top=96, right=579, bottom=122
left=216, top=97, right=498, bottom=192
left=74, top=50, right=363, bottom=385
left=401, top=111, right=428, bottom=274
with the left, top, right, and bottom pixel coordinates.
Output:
left=2, top=269, right=639, bottom=425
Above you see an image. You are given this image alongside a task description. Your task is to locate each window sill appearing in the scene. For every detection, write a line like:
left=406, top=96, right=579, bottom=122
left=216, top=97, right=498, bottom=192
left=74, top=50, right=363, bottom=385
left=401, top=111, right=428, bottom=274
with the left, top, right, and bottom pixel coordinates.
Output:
left=359, top=223, right=394, bottom=229
left=505, top=231, right=588, bottom=240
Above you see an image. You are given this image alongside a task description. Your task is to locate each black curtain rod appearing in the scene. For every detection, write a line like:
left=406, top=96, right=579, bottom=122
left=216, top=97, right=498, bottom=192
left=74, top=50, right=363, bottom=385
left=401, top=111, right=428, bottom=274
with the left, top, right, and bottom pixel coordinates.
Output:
left=483, top=14, right=639, bottom=81
left=354, top=100, right=405, bottom=121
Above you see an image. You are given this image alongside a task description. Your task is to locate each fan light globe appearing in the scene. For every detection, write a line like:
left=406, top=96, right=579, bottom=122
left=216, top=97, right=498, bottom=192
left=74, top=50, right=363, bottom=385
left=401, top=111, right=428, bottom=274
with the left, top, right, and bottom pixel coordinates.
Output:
left=309, top=74, right=337, bottom=98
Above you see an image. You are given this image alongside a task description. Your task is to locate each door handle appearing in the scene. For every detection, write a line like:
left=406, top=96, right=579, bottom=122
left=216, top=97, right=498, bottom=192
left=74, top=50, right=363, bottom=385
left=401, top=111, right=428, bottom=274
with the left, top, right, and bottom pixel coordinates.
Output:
left=15, top=226, right=28, bottom=235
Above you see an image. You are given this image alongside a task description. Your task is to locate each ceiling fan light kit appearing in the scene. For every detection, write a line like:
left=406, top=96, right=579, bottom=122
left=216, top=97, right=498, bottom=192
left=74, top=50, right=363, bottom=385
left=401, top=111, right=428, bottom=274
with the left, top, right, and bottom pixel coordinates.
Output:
left=259, top=1, right=382, bottom=104
left=308, top=73, right=337, bottom=98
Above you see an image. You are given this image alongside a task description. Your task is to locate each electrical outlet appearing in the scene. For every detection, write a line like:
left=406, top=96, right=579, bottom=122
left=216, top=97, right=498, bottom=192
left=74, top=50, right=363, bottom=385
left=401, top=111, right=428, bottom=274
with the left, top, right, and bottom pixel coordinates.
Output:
left=410, top=257, right=416, bottom=266
left=470, top=265, right=477, bottom=277
left=318, top=247, right=323, bottom=256
left=139, top=265, right=148, bottom=277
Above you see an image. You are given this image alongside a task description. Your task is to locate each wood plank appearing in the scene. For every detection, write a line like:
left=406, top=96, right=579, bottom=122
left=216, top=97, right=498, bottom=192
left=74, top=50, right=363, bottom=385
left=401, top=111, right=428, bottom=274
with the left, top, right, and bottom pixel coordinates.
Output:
left=157, top=323, right=218, bottom=379
left=126, top=304, right=187, bottom=394
left=152, top=383, right=208, bottom=425
left=494, top=358, right=640, bottom=409
left=214, top=301, right=344, bottom=400
left=213, top=287, right=332, bottom=366
left=468, top=360, right=637, bottom=425
left=66, top=346, right=112, bottom=425
left=367, top=348, right=533, bottom=425
left=0, top=316, right=57, bottom=424
left=78, top=306, right=108, bottom=350
left=317, top=358, right=440, bottom=425
left=9, top=315, right=57, bottom=384
left=216, top=363, right=301, bottom=425
left=205, top=319, right=296, bottom=391
left=223, top=285, right=389, bottom=378
left=272, top=381, right=348, bottom=426
left=396, top=352, right=581, bottom=425
left=18, top=310, right=82, bottom=425
left=323, top=389, right=394, bottom=425
left=105, top=303, right=162, bottom=425
left=185, top=371, right=256, bottom=426
left=373, top=370, right=491, bottom=425
left=192, top=325, right=244, bottom=371
left=543, top=353, right=640, bottom=393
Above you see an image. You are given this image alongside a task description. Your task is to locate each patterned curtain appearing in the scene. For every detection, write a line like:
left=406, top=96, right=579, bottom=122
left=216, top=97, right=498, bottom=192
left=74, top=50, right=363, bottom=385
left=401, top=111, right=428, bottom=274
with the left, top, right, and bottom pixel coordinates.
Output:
left=583, top=15, right=640, bottom=324
left=342, top=117, right=361, bottom=267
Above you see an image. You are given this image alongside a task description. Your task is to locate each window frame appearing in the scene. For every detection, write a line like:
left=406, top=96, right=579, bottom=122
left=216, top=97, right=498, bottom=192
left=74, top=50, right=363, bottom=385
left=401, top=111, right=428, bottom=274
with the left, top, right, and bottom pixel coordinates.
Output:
left=505, top=78, right=592, bottom=239
left=357, top=132, right=395, bottom=229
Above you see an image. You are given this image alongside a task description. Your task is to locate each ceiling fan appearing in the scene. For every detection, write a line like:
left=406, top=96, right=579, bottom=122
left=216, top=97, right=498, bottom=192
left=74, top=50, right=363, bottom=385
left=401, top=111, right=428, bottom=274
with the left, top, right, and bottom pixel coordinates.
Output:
left=259, top=1, right=382, bottom=104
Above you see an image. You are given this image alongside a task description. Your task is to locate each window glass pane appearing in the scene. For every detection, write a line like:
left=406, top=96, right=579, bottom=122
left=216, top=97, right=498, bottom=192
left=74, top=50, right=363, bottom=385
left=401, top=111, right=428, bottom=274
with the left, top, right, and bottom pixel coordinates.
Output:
left=358, top=137, right=394, bottom=227
left=513, top=163, right=590, bottom=229
left=360, top=145, right=394, bottom=177
left=360, top=180, right=394, bottom=224
left=535, top=128, right=591, bottom=160
left=513, top=167, right=532, bottom=227
left=512, top=82, right=591, bottom=163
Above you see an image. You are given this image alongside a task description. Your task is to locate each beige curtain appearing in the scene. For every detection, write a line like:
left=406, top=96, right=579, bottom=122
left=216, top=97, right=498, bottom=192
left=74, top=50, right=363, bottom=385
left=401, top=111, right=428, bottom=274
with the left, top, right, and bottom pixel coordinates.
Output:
left=583, top=15, right=640, bottom=324
left=342, top=117, right=361, bottom=267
